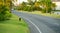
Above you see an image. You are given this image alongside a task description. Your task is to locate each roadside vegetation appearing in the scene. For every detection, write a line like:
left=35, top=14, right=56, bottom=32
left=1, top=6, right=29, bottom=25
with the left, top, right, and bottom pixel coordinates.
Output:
left=0, top=0, right=30, bottom=33
left=0, top=0, right=11, bottom=21
left=14, top=0, right=60, bottom=18
left=19, top=11, right=60, bottom=18
left=14, top=0, right=57, bottom=13
left=0, top=14, right=29, bottom=33
left=29, top=11, right=60, bottom=18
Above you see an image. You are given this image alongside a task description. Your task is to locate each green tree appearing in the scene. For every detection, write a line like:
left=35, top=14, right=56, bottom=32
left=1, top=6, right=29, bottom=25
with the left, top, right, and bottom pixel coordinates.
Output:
left=39, top=0, right=52, bottom=13
left=51, top=3, right=56, bottom=11
left=0, top=5, right=11, bottom=21
left=0, top=0, right=12, bottom=21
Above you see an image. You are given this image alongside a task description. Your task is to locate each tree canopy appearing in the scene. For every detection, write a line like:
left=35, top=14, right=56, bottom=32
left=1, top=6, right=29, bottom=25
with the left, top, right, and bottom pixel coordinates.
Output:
left=14, top=0, right=56, bottom=13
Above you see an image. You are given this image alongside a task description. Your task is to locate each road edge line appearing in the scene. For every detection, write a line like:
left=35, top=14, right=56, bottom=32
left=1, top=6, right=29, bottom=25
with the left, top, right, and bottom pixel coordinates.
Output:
left=21, top=16, right=42, bottom=33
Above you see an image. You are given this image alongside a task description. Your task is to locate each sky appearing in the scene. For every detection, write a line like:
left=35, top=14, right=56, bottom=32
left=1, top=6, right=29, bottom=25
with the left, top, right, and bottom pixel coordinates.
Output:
left=13, top=0, right=27, bottom=6
left=55, top=2, right=60, bottom=10
left=17, top=0, right=27, bottom=3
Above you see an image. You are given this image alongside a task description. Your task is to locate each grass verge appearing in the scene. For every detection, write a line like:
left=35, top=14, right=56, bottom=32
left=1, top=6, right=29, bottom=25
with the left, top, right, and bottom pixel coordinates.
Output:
left=30, top=11, right=60, bottom=18
left=20, top=11, right=60, bottom=18
left=0, top=14, right=30, bottom=33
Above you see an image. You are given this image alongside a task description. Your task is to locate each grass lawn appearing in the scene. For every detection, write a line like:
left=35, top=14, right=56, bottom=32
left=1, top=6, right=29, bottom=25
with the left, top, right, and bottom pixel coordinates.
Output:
left=0, top=14, right=30, bottom=33
left=30, top=11, right=60, bottom=18
left=20, top=11, right=60, bottom=18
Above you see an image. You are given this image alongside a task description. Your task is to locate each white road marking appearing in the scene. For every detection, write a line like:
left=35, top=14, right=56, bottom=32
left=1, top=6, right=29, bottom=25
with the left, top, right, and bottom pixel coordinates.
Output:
left=12, top=11, right=42, bottom=33
left=21, top=16, right=42, bottom=33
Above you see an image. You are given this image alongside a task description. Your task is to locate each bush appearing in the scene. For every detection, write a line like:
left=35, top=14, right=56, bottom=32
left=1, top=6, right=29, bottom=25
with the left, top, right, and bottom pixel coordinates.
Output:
left=41, top=7, right=52, bottom=13
left=0, top=5, right=11, bottom=21
left=23, top=6, right=32, bottom=11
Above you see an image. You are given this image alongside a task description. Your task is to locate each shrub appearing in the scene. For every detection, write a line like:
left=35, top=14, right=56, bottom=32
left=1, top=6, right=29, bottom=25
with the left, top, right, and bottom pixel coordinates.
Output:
left=0, top=5, right=11, bottom=21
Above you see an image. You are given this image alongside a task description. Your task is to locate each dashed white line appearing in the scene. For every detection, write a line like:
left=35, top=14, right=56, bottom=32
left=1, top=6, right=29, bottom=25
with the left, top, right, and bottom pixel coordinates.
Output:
left=21, top=16, right=42, bottom=33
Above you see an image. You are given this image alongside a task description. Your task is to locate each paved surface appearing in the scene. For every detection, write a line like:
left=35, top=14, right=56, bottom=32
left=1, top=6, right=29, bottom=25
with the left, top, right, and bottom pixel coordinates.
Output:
left=12, top=10, right=60, bottom=33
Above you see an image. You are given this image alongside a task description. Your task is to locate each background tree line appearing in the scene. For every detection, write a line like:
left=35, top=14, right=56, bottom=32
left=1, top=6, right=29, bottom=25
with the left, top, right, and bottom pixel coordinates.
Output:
left=14, top=0, right=56, bottom=13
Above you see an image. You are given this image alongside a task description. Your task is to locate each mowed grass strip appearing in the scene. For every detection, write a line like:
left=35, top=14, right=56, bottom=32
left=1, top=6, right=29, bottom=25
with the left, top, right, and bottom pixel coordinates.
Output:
left=0, top=14, right=30, bottom=33
left=20, top=11, right=60, bottom=18
left=29, top=11, right=60, bottom=18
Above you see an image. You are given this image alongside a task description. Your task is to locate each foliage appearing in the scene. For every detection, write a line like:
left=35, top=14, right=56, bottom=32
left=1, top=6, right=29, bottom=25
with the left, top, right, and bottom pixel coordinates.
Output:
left=0, top=5, right=11, bottom=21
left=51, top=3, right=56, bottom=11
left=39, top=0, right=52, bottom=13
left=0, top=0, right=13, bottom=21
left=14, top=0, right=56, bottom=13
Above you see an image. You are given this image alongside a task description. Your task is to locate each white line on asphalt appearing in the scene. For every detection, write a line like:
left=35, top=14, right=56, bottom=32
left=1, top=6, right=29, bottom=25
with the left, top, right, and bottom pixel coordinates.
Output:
left=21, top=16, right=42, bottom=33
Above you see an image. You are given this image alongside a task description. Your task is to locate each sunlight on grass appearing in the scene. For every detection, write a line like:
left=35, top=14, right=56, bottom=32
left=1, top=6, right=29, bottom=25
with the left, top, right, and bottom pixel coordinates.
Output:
left=19, top=11, right=60, bottom=18
left=0, top=14, right=30, bottom=33
left=30, top=11, right=60, bottom=18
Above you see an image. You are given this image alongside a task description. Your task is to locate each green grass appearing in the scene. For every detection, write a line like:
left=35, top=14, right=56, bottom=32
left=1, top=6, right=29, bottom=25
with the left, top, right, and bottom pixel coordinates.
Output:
left=30, top=11, right=60, bottom=18
left=20, top=11, right=60, bottom=18
left=0, top=14, right=30, bottom=33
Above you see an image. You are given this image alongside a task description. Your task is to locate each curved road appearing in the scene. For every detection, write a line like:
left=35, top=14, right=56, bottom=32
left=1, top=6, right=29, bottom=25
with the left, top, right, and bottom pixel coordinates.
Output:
left=12, top=10, right=60, bottom=33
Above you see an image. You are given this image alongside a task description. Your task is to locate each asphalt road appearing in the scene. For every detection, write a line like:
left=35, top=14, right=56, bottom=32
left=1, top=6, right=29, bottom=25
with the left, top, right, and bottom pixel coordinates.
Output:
left=12, top=10, right=60, bottom=33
